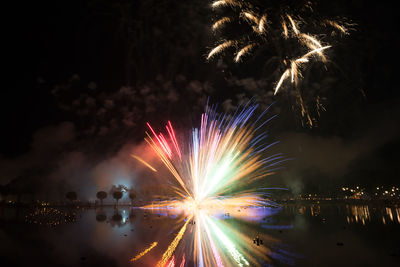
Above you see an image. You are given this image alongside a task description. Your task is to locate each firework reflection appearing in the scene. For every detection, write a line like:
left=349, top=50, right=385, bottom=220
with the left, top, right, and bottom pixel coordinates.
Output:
left=138, top=202, right=283, bottom=267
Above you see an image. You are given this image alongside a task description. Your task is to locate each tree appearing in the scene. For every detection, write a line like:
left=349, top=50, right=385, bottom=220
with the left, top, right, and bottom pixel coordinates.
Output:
left=96, top=210, right=107, bottom=222
left=110, top=209, right=124, bottom=227
left=66, top=191, right=77, bottom=203
left=96, top=191, right=107, bottom=206
left=128, top=189, right=136, bottom=206
left=109, top=184, right=127, bottom=206
left=112, top=191, right=123, bottom=206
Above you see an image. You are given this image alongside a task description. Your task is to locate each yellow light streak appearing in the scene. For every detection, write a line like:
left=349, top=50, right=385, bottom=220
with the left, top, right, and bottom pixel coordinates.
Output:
left=156, top=216, right=193, bottom=267
left=130, top=242, right=158, bottom=262
left=212, top=0, right=240, bottom=9
left=258, top=14, right=267, bottom=33
left=235, top=43, right=256, bottom=62
left=131, top=154, right=157, bottom=172
left=207, top=40, right=236, bottom=60
left=212, top=17, right=232, bottom=31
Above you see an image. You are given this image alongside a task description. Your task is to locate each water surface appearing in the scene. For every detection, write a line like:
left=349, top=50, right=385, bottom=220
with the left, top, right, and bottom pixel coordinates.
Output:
left=0, top=203, right=399, bottom=266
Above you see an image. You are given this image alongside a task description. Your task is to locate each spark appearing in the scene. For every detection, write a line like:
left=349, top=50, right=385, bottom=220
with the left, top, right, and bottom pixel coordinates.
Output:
left=156, top=216, right=193, bottom=267
left=286, top=15, right=299, bottom=35
left=212, top=0, right=240, bottom=9
left=325, top=19, right=349, bottom=34
left=299, top=33, right=327, bottom=62
left=274, top=69, right=289, bottom=95
left=208, top=0, right=352, bottom=126
left=207, top=40, right=236, bottom=60
left=274, top=46, right=331, bottom=94
left=131, top=154, right=157, bottom=172
left=202, top=220, right=224, bottom=267
left=235, top=43, right=256, bottom=62
left=302, top=45, right=331, bottom=60
left=166, top=256, right=175, bottom=267
left=179, top=255, right=186, bottom=267
left=130, top=242, right=158, bottom=262
left=204, top=214, right=250, bottom=266
left=258, top=14, right=267, bottom=33
left=166, top=121, right=182, bottom=160
left=242, top=11, right=259, bottom=25
left=212, top=17, right=232, bottom=31
left=282, top=19, right=288, bottom=38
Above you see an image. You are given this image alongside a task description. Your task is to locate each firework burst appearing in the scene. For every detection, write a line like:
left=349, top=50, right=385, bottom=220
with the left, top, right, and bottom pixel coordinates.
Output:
left=145, top=101, right=284, bottom=201
left=136, top=101, right=286, bottom=266
left=208, top=0, right=353, bottom=126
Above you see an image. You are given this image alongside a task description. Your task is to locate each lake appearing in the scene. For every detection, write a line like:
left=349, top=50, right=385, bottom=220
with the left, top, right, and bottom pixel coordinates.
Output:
left=1, top=203, right=399, bottom=266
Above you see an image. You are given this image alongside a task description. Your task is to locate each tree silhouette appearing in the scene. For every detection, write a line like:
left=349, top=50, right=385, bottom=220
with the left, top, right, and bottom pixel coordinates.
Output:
left=95, top=209, right=107, bottom=222
left=96, top=191, right=107, bottom=206
left=112, top=191, right=123, bottom=206
left=110, top=209, right=125, bottom=227
left=66, top=191, right=77, bottom=204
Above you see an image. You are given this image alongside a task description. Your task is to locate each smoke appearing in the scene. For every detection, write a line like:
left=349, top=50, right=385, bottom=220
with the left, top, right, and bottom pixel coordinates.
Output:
left=270, top=104, right=400, bottom=193
left=0, top=118, right=182, bottom=203
left=0, top=122, right=75, bottom=185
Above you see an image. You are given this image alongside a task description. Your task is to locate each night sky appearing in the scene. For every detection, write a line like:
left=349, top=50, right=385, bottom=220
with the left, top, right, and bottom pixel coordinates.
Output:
left=1, top=0, right=399, bottom=199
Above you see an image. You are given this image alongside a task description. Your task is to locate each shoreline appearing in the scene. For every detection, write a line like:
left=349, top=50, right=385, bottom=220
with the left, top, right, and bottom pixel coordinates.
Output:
left=1, top=199, right=399, bottom=209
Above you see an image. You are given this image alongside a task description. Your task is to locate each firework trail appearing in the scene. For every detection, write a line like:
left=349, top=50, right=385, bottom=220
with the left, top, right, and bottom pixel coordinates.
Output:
left=131, top=154, right=158, bottom=172
left=130, top=242, right=158, bottom=262
left=208, top=0, right=353, bottom=126
left=136, top=101, right=286, bottom=266
left=157, top=216, right=193, bottom=267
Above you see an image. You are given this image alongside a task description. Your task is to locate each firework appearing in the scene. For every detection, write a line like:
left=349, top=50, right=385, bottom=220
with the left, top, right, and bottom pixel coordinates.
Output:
left=208, top=0, right=353, bottom=126
left=136, top=101, right=285, bottom=266
left=145, top=102, right=283, bottom=201
left=156, top=216, right=193, bottom=267
left=131, top=154, right=158, bottom=172
left=207, top=40, right=236, bottom=60
left=212, top=0, right=241, bottom=9
left=235, top=43, right=256, bottom=62
left=212, top=17, right=232, bottom=31
left=143, top=203, right=280, bottom=266
left=130, top=242, right=158, bottom=262
left=274, top=45, right=331, bottom=94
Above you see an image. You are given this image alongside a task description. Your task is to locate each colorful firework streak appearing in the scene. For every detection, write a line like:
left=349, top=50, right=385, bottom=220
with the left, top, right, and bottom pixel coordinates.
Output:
left=133, top=102, right=287, bottom=266
left=208, top=0, right=353, bottom=126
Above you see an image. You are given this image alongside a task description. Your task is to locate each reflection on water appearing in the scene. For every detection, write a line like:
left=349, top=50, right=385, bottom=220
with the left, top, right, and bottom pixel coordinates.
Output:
left=346, top=205, right=371, bottom=225
left=25, top=207, right=77, bottom=226
left=0, top=203, right=399, bottom=266
left=283, top=204, right=400, bottom=226
left=143, top=205, right=287, bottom=266
left=345, top=205, right=400, bottom=225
